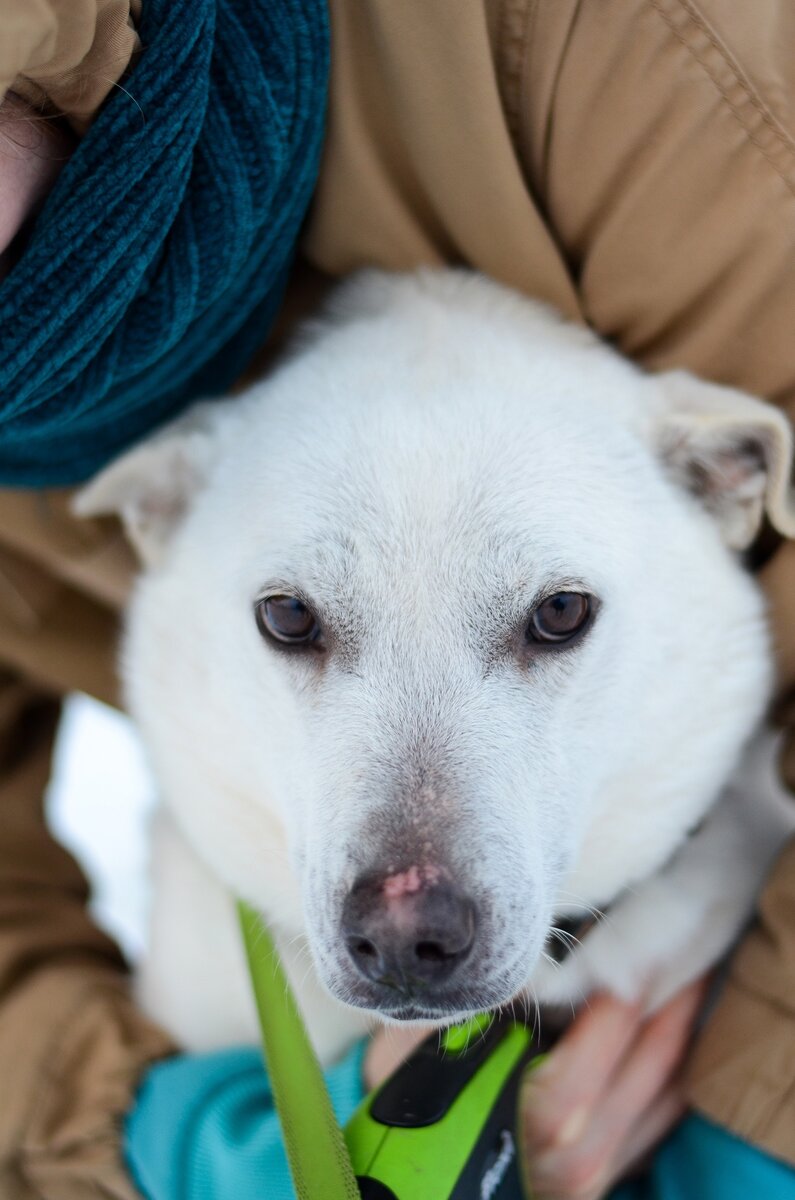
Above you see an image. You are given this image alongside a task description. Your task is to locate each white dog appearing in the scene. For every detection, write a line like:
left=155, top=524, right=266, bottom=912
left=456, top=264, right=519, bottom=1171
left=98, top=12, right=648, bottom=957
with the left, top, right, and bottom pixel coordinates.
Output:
left=77, top=271, right=795, bottom=1063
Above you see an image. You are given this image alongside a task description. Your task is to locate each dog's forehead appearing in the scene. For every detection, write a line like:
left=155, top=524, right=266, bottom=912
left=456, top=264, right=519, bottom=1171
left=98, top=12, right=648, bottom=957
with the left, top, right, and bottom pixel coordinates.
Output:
left=224, top=383, right=652, bottom=616
left=211, top=297, right=663, bottom=612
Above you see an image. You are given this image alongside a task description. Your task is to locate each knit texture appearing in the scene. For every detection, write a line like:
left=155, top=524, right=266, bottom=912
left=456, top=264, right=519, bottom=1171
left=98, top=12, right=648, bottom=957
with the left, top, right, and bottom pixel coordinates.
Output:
left=0, top=0, right=329, bottom=485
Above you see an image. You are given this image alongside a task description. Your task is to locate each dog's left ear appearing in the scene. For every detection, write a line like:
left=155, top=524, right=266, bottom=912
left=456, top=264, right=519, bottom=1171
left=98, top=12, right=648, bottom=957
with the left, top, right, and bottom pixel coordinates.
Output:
left=73, top=403, right=225, bottom=566
left=654, top=370, right=795, bottom=550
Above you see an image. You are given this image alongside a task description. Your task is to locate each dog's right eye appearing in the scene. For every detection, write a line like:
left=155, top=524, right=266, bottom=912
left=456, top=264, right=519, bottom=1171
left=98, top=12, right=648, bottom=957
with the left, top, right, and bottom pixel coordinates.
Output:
left=528, top=592, right=592, bottom=645
left=255, top=595, right=322, bottom=646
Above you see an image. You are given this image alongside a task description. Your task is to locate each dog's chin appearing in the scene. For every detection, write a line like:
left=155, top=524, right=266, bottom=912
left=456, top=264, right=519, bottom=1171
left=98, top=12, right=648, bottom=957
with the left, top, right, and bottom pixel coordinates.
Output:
left=343, top=992, right=484, bottom=1024
left=320, top=968, right=531, bottom=1024
left=379, top=1003, right=476, bottom=1025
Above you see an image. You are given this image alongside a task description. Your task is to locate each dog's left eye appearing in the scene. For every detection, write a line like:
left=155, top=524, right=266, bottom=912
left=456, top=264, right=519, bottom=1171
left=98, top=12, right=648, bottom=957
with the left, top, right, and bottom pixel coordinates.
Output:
left=528, top=593, right=592, bottom=644
left=255, top=595, right=322, bottom=646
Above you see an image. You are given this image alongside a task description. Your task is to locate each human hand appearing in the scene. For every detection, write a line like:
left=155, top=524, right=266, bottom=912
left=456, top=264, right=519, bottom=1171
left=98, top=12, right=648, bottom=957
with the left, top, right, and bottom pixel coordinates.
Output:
left=518, top=978, right=707, bottom=1200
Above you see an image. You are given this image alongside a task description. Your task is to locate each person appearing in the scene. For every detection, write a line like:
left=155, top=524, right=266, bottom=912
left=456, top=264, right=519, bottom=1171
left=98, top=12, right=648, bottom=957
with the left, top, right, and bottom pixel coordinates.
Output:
left=1, top=2, right=794, bottom=1198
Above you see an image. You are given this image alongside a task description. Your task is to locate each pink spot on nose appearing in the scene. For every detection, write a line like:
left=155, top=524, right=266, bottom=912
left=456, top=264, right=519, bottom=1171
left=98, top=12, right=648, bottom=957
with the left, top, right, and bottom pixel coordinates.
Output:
left=382, top=863, right=443, bottom=900
left=383, top=866, right=422, bottom=900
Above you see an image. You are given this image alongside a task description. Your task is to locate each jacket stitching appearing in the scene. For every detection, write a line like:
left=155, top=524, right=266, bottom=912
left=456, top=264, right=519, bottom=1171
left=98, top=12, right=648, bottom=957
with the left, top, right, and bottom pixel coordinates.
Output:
left=650, top=0, right=795, bottom=202
left=677, top=0, right=795, bottom=157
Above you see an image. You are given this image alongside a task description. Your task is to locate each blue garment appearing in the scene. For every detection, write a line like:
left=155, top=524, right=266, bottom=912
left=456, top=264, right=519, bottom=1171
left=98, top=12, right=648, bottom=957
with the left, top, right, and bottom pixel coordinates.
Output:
left=127, top=1047, right=795, bottom=1200
left=0, top=0, right=328, bottom=486
left=126, top=1043, right=367, bottom=1200
left=612, top=1113, right=795, bottom=1200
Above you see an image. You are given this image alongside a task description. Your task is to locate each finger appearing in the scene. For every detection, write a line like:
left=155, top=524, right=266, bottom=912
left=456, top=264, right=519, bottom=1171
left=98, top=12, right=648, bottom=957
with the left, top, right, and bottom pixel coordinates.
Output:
left=525, top=1085, right=686, bottom=1200
left=521, top=993, right=645, bottom=1151
left=598, top=974, right=706, bottom=1132
left=526, top=980, right=702, bottom=1197
left=521, top=981, right=704, bottom=1199
left=610, top=1082, right=687, bottom=1182
left=585, top=976, right=704, bottom=1162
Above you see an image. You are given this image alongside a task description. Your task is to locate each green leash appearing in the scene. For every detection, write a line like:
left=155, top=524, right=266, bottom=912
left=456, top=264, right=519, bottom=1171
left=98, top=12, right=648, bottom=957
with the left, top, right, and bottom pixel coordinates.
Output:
left=237, top=899, right=361, bottom=1200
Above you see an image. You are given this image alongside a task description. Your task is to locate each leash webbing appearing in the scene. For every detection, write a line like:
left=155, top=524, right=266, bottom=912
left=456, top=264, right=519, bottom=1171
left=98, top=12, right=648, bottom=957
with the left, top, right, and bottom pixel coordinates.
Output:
left=237, top=900, right=361, bottom=1200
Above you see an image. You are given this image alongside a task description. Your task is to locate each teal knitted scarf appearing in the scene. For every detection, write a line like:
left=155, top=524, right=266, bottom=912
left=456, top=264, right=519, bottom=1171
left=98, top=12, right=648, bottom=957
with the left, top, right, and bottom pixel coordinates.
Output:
left=0, top=0, right=328, bottom=486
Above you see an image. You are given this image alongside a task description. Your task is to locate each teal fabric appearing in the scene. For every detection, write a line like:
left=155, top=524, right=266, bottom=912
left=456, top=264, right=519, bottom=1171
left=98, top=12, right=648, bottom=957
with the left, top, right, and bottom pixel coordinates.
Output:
left=128, top=1054, right=795, bottom=1200
left=0, top=0, right=329, bottom=486
left=125, top=1042, right=367, bottom=1200
left=611, top=1112, right=795, bottom=1200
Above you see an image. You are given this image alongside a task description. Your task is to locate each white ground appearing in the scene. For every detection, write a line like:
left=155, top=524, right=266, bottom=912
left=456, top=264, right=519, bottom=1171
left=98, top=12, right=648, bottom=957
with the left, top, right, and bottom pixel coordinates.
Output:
left=45, top=693, right=155, bottom=963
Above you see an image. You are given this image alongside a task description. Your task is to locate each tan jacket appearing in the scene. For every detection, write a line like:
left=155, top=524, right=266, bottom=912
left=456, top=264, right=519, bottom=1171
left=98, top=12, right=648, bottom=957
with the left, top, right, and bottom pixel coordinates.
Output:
left=2, top=2, right=795, bottom=1194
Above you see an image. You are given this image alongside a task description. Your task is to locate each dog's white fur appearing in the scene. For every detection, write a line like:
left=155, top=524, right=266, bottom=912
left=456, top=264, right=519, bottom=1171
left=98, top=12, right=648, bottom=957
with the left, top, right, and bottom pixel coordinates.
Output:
left=78, top=271, right=795, bottom=1063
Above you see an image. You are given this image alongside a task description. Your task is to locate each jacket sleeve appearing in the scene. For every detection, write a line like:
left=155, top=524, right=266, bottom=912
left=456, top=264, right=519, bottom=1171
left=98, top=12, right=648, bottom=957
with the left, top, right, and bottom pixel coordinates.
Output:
left=1, top=0, right=140, bottom=131
left=0, top=668, right=175, bottom=1200
left=522, top=0, right=795, bottom=1162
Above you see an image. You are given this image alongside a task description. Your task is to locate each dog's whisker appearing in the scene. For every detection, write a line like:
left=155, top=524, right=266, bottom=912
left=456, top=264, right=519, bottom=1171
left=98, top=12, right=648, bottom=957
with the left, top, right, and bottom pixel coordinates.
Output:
left=295, top=957, right=317, bottom=993
left=553, top=889, right=610, bottom=929
left=548, top=925, right=583, bottom=952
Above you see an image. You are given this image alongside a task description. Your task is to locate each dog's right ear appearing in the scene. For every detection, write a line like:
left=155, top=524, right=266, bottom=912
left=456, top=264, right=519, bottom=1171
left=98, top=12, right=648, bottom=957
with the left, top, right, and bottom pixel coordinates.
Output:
left=73, top=403, right=224, bottom=566
left=653, top=371, right=795, bottom=551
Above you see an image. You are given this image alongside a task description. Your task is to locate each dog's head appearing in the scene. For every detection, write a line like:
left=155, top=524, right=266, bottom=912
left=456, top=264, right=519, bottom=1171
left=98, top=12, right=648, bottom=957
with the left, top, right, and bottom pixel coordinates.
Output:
left=77, top=271, right=795, bottom=1022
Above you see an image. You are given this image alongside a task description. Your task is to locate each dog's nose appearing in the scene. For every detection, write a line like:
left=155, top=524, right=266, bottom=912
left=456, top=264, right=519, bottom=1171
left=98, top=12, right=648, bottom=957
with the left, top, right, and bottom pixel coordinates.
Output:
left=341, top=866, right=476, bottom=992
